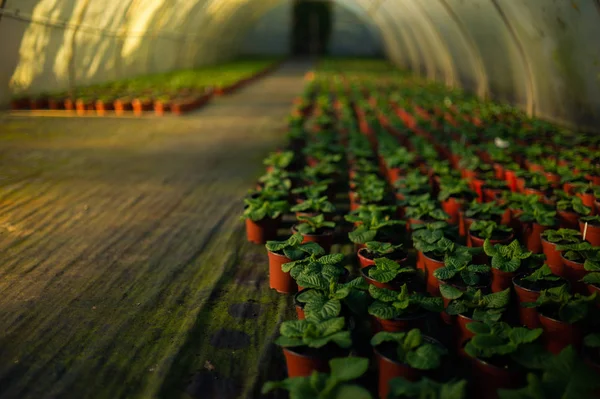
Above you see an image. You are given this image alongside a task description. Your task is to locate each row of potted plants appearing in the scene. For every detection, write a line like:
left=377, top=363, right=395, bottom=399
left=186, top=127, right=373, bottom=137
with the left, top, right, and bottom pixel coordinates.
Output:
left=242, top=59, right=600, bottom=398
left=10, top=58, right=282, bottom=116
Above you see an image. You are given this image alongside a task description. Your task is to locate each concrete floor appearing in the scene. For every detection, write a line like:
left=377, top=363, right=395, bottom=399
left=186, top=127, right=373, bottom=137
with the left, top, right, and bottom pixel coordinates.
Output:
left=0, top=61, right=312, bottom=399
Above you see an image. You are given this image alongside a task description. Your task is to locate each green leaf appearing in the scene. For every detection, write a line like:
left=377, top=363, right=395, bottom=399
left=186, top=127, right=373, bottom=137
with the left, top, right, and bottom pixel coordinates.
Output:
left=403, top=328, right=423, bottom=350
left=305, top=298, right=342, bottom=322
left=370, top=331, right=406, bottom=346
left=332, top=385, right=373, bottom=399
left=482, top=288, right=511, bottom=308
left=275, top=336, right=304, bottom=347
left=348, top=228, right=378, bottom=244
left=319, top=254, right=345, bottom=264
left=368, top=269, right=398, bottom=283
left=329, top=357, right=370, bottom=382
left=281, top=320, right=309, bottom=337
left=509, top=327, right=543, bottom=345
left=466, top=321, right=491, bottom=335
left=406, top=344, right=446, bottom=370
left=434, top=266, right=457, bottom=280
left=368, top=285, right=397, bottom=302
left=439, top=284, right=464, bottom=300
left=368, top=300, right=400, bottom=320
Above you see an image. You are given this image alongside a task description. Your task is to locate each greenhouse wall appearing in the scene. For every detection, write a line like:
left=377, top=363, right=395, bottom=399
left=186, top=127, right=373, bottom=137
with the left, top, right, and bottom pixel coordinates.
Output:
left=1, top=0, right=600, bottom=131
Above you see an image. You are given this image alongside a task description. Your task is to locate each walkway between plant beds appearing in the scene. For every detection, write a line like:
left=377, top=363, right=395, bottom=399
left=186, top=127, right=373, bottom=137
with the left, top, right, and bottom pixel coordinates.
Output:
left=0, top=61, right=312, bottom=399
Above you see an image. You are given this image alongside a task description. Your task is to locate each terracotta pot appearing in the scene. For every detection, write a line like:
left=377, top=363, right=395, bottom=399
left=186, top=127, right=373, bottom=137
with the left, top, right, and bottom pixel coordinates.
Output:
left=292, top=226, right=334, bottom=253
left=505, top=169, right=519, bottom=192
left=374, top=343, right=428, bottom=399
left=95, top=100, right=114, bottom=115
left=563, top=182, right=576, bottom=195
left=493, top=163, right=505, bottom=180
left=468, top=354, right=527, bottom=399
left=282, top=347, right=331, bottom=377
left=48, top=98, right=65, bottom=110
left=458, top=212, right=472, bottom=238
left=245, top=217, right=280, bottom=244
left=64, top=98, right=75, bottom=111
left=545, top=172, right=560, bottom=187
left=75, top=99, right=94, bottom=115
left=586, top=174, right=600, bottom=185
left=132, top=99, right=153, bottom=116
left=114, top=99, right=133, bottom=115
left=456, top=313, right=476, bottom=348
left=154, top=101, right=171, bottom=116
left=580, top=220, right=600, bottom=246
left=513, top=278, right=541, bottom=329
left=538, top=311, right=583, bottom=354
left=576, top=192, right=596, bottom=215
left=491, top=268, right=515, bottom=293
left=441, top=197, right=463, bottom=225
left=557, top=210, right=580, bottom=230
left=560, top=254, right=587, bottom=294
left=483, top=187, right=507, bottom=203
left=423, top=253, right=445, bottom=296
left=371, top=311, right=431, bottom=333
left=268, top=251, right=296, bottom=294
left=520, top=222, right=549, bottom=254
left=541, top=238, right=565, bottom=277
left=10, top=97, right=30, bottom=110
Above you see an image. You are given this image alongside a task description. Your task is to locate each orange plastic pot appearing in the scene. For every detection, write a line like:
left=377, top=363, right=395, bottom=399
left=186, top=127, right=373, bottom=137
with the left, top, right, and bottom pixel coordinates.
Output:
left=560, top=254, right=588, bottom=294
left=580, top=219, right=600, bottom=246
left=292, top=226, right=334, bottom=253
left=538, top=311, right=583, bottom=354
left=468, top=355, right=527, bottom=399
left=504, top=169, right=519, bottom=192
left=441, top=197, right=463, bottom=225
left=245, top=217, right=280, bottom=244
left=576, top=192, right=596, bottom=215
left=557, top=210, right=580, bottom=230
left=268, top=251, right=297, bottom=294
left=521, top=222, right=550, bottom=254
left=374, top=345, right=422, bottom=399
left=282, top=347, right=332, bottom=377
left=357, top=248, right=408, bottom=269
left=541, top=238, right=565, bottom=277
left=456, top=314, right=476, bottom=348
left=513, top=278, right=541, bottom=329
left=423, top=253, right=445, bottom=296
left=491, top=268, right=515, bottom=293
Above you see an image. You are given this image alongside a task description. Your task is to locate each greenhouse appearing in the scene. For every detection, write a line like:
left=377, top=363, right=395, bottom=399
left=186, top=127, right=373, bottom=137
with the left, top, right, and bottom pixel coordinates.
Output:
left=0, top=1, right=599, bottom=399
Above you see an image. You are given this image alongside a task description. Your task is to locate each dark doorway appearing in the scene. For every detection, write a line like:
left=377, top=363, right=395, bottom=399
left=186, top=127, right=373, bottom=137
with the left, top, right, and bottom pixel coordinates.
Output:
left=291, top=0, right=332, bottom=56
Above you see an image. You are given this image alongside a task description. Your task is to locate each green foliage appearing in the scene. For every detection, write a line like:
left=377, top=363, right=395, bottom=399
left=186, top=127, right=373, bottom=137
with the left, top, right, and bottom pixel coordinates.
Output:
left=521, top=264, right=562, bottom=284
left=498, top=346, right=600, bottom=399
left=266, top=233, right=325, bottom=260
left=263, top=151, right=294, bottom=169
left=523, top=285, right=597, bottom=324
left=291, top=196, right=336, bottom=214
left=464, top=321, right=547, bottom=369
left=367, top=258, right=415, bottom=283
left=275, top=317, right=352, bottom=349
left=438, top=177, right=475, bottom=202
left=405, top=201, right=449, bottom=221
left=347, top=214, right=404, bottom=244
left=242, top=196, right=289, bottom=221
left=556, top=195, right=591, bottom=216
left=441, top=286, right=510, bottom=323
left=283, top=253, right=345, bottom=282
left=258, top=169, right=293, bottom=192
left=297, top=277, right=368, bottom=321
left=434, top=246, right=490, bottom=286
left=469, top=220, right=512, bottom=240
left=464, top=200, right=506, bottom=219
left=364, top=241, right=404, bottom=257
left=387, top=378, right=467, bottom=399
left=368, top=284, right=443, bottom=320
left=483, top=239, right=533, bottom=273
left=517, top=202, right=556, bottom=227
left=262, top=357, right=372, bottom=399
left=540, top=228, right=582, bottom=244
left=371, top=329, right=447, bottom=370
left=296, top=214, right=336, bottom=234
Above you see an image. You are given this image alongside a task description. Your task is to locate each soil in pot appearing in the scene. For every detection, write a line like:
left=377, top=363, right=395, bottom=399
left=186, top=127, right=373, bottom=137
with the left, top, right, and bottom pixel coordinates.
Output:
left=360, top=265, right=421, bottom=292
left=291, top=226, right=334, bottom=253
left=512, top=275, right=566, bottom=329
left=468, top=352, right=527, bottom=399
left=245, top=217, right=280, bottom=244
left=560, top=254, right=588, bottom=294
left=283, top=344, right=349, bottom=377
left=541, top=238, right=565, bottom=277
left=520, top=222, right=550, bottom=254
left=357, top=247, right=408, bottom=269
left=268, top=250, right=297, bottom=294
left=538, top=307, right=583, bottom=354
left=580, top=219, right=600, bottom=246
left=374, top=338, right=442, bottom=399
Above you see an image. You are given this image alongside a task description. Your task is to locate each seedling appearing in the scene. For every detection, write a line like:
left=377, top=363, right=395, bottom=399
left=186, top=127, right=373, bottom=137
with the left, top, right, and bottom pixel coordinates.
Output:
left=295, top=214, right=336, bottom=235
left=441, top=286, right=510, bottom=323
left=469, top=220, right=513, bottom=240
left=276, top=317, right=352, bottom=349
left=266, top=233, right=325, bottom=260
left=371, top=329, right=447, bottom=369
left=523, top=285, right=597, bottom=324
left=368, top=284, right=443, bottom=320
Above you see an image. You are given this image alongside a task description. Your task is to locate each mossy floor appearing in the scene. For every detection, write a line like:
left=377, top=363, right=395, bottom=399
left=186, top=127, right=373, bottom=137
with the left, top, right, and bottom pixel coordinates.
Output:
left=0, top=62, right=311, bottom=399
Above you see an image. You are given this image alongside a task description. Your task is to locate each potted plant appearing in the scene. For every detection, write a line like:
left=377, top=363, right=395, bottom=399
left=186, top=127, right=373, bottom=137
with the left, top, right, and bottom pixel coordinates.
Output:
left=523, top=284, right=597, bottom=353
left=556, top=195, right=591, bottom=230
left=291, top=196, right=336, bottom=220
left=114, top=96, right=133, bottom=115
left=293, top=214, right=336, bottom=252
left=579, top=215, right=600, bottom=246
left=292, top=182, right=330, bottom=203
left=540, top=228, right=582, bottom=276
left=555, top=241, right=600, bottom=293
left=153, top=94, right=172, bottom=116
left=434, top=246, right=490, bottom=290
left=360, top=258, right=420, bottom=291
left=357, top=241, right=407, bottom=268
left=275, top=317, right=352, bottom=377
left=498, top=346, right=600, bottom=398
left=132, top=96, right=154, bottom=115
left=482, top=179, right=510, bottom=203
left=242, top=195, right=288, bottom=244
left=573, top=182, right=597, bottom=215
left=468, top=220, right=514, bottom=255
left=460, top=200, right=506, bottom=238
left=263, top=150, right=295, bottom=172
left=265, top=233, right=325, bottom=293
left=405, top=201, right=449, bottom=230
left=437, top=177, right=476, bottom=225
left=387, top=377, right=467, bottom=399
left=483, top=239, right=535, bottom=292
left=582, top=260, right=600, bottom=298
left=284, top=253, right=347, bottom=292
left=295, top=277, right=368, bottom=321
left=368, top=284, right=443, bottom=333
left=262, top=357, right=372, bottom=398
left=512, top=264, right=566, bottom=328
left=464, top=321, right=546, bottom=397
left=441, top=285, right=511, bottom=345
left=95, top=95, right=115, bottom=115
left=521, top=172, right=552, bottom=201
left=517, top=202, right=557, bottom=253
left=371, top=329, right=447, bottom=399
left=347, top=215, right=405, bottom=248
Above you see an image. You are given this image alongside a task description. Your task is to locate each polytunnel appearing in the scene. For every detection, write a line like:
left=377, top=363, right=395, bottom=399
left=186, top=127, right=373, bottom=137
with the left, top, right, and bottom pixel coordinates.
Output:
left=1, top=0, right=600, bottom=127
left=1, top=1, right=600, bottom=399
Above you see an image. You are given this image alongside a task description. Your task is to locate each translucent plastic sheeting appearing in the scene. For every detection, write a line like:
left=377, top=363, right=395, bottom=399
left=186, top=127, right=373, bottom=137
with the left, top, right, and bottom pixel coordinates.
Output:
left=1, top=0, right=599, bottom=131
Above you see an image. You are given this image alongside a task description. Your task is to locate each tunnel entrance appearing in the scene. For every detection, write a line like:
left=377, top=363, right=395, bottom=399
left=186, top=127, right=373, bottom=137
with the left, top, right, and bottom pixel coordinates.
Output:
left=291, top=0, right=332, bottom=56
